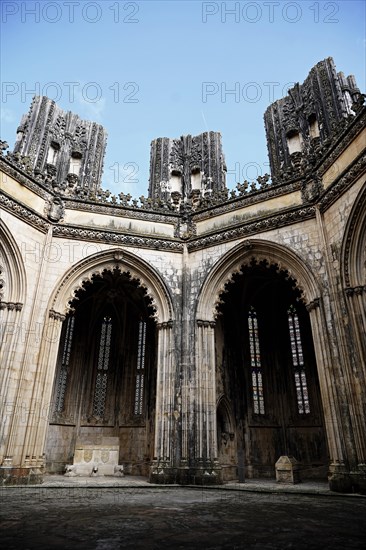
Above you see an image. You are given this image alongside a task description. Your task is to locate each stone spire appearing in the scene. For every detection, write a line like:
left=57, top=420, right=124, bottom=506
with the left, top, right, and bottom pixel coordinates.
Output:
left=148, top=131, right=227, bottom=204
left=264, top=57, right=361, bottom=182
left=14, top=96, right=107, bottom=196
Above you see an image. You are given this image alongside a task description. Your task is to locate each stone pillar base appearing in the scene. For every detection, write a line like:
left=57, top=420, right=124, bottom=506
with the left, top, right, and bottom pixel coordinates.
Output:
left=149, top=461, right=177, bottom=484
left=149, top=461, right=223, bottom=485
left=328, top=472, right=352, bottom=493
left=350, top=467, right=366, bottom=495
left=328, top=462, right=353, bottom=493
left=0, top=467, right=43, bottom=485
left=328, top=464, right=366, bottom=494
left=187, top=467, right=222, bottom=485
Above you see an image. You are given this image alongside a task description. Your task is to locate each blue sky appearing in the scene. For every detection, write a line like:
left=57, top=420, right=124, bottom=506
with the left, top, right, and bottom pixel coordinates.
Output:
left=1, top=0, right=365, bottom=197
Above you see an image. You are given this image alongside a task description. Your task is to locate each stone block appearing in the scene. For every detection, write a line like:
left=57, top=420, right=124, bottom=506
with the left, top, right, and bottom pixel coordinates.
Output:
left=275, top=455, right=301, bottom=484
left=64, top=437, right=124, bottom=477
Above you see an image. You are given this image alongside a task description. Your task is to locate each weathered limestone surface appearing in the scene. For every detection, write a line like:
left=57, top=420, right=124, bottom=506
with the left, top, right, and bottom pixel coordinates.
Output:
left=275, top=456, right=301, bottom=484
left=0, top=58, right=365, bottom=493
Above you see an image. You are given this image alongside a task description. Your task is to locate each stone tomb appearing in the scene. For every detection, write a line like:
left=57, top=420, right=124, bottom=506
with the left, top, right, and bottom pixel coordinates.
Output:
left=65, top=437, right=124, bottom=477
left=275, top=455, right=301, bottom=484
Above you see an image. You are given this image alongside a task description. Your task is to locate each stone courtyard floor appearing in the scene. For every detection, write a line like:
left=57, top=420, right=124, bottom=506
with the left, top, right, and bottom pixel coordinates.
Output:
left=1, top=476, right=365, bottom=549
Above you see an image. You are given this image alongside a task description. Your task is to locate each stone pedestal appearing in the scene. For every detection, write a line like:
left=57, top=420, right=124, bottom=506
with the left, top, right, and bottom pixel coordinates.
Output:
left=65, top=437, right=124, bottom=477
left=275, top=455, right=301, bottom=484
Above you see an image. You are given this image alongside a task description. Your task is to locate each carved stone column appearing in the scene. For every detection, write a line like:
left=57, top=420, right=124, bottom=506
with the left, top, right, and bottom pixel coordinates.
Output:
left=0, top=301, right=23, bottom=372
left=306, top=298, right=352, bottom=492
left=0, top=301, right=23, bottom=467
left=345, top=286, right=366, bottom=492
left=190, top=319, right=222, bottom=485
left=0, top=310, right=64, bottom=484
left=150, top=320, right=177, bottom=483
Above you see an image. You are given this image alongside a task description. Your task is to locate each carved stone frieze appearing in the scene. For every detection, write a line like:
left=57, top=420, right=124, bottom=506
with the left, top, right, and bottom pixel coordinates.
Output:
left=0, top=192, right=49, bottom=233
left=193, top=179, right=301, bottom=221
left=187, top=206, right=316, bottom=251
left=0, top=157, right=52, bottom=201
left=318, top=108, right=366, bottom=176
left=64, top=198, right=179, bottom=224
left=319, top=153, right=366, bottom=212
left=52, top=224, right=183, bottom=251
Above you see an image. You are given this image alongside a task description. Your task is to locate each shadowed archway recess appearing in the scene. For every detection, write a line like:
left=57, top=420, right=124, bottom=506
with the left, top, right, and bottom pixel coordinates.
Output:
left=31, top=249, right=177, bottom=479
left=214, top=258, right=328, bottom=480
left=46, top=266, right=158, bottom=476
left=196, top=240, right=320, bottom=323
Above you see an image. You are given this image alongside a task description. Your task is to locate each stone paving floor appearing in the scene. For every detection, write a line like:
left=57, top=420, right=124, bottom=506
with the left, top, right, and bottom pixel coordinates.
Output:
left=1, top=476, right=365, bottom=549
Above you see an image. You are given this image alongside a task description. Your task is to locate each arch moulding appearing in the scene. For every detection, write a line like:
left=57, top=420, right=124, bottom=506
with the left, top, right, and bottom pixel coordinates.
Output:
left=196, top=239, right=321, bottom=322
left=0, top=218, right=26, bottom=306
left=341, top=183, right=366, bottom=289
left=49, top=248, right=175, bottom=324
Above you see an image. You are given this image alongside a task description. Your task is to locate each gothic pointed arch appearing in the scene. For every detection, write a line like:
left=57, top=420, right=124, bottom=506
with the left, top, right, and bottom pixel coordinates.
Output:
left=342, top=182, right=366, bottom=290
left=216, top=395, right=234, bottom=437
left=0, top=218, right=26, bottom=307
left=49, top=248, right=175, bottom=323
left=341, top=181, right=366, bottom=393
left=197, top=239, right=328, bottom=481
left=196, top=239, right=320, bottom=322
left=0, top=219, right=27, bottom=464
left=42, top=248, right=176, bottom=477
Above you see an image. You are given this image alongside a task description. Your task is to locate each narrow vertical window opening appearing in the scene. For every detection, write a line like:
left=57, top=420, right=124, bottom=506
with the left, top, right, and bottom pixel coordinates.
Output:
left=248, top=306, right=265, bottom=415
left=134, top=320, right=146, bottom=416
left=288, top=305, right=310, bottom=414
left=92, top=316, right=112, bottom=418
left=54, top=315, right=75, bottom=413
left=286, top=130, right=302, bottom=154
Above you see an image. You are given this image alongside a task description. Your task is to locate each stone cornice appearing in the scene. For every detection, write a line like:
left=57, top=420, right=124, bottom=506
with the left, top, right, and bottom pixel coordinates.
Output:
left=0, top=191, right=49, bottom=233
left=317, top=108, right=366, bottom=177
left=187, top=205, right=316, bottom=251
left=52, top=224, right=183, bottom=251
left=64, top=198, right=179, bottom=224
left=192, top=179, right=302, bottom=221
left=318, top=152, right=366, bottom=212
left=0, top=156, right=52, bottom=201
left=1, top=107, right=364, bottom=255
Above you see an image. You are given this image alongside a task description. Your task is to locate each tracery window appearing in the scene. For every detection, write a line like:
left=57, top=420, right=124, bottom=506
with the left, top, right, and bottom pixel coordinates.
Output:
left=54, top=315, right=75, bottom=413
left=134, top=320, right=146, bottom=416
left=288, top=305, right=310, bottom=414
left=248, top=306, right=265, bottom=415
left=92, top=315, right=112, bottom=418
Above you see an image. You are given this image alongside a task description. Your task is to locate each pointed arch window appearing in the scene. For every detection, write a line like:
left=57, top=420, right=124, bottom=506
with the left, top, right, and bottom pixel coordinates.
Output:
left=54, top=315, right=75, bottom=413
left=134, top=320, right=146, bottom=416
left=92, top=315, right=112, bottom=418
left=288, top=305, right=310, bottom=414
left=248, top=306, right=265, bottom=415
